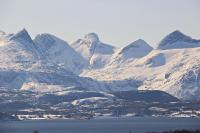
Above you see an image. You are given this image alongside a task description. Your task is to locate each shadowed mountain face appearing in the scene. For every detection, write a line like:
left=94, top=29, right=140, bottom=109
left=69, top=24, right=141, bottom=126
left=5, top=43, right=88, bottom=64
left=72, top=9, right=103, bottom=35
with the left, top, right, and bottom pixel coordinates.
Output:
left=1, top=29, right=200, bottom=101
left=157, top=30, right=200, bottom=49
left=112, top=90, right=179, bottom=103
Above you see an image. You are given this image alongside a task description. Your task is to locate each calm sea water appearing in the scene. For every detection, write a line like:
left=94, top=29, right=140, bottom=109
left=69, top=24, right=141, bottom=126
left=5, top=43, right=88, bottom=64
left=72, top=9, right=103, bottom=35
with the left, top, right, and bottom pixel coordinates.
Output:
left=0, top=117, right=200, bottom=133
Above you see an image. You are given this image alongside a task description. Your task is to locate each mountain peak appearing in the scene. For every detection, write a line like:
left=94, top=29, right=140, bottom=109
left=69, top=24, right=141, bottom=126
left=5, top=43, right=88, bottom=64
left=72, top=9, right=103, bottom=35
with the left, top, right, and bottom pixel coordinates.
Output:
left=11, top=28, right=33, bottom=43
left=130, top=39, right=149, bottom=46
left=15, top=28, right=29, bottom=37
left=34, top=33, right=72, bottom=53
left=158, top=30, right=200, bottom=49
left=163, top=30, right=188, bottom=41
left=84, top=32, right=100, bottom=43
left=120, top=39, right=153, bottom=54
left=114, top=39, right=153, bottom=61
left=170, top=30, right=183, bottom=35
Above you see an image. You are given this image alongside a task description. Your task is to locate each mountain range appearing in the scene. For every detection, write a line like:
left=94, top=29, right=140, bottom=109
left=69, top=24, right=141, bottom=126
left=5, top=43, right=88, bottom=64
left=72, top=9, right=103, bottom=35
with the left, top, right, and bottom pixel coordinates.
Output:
left=0, top=29, right=200, bottom=101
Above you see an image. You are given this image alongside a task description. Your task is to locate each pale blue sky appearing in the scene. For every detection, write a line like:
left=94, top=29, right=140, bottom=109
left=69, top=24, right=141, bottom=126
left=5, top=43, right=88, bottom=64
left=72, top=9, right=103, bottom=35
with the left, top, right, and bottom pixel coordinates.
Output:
left=0, top=0, right=199, bottom=47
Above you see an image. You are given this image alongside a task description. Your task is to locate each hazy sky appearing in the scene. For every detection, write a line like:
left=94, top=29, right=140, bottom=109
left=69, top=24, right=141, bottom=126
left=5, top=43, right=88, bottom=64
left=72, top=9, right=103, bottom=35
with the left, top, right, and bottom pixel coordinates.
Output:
left=0, top=0, right=199, bottom=47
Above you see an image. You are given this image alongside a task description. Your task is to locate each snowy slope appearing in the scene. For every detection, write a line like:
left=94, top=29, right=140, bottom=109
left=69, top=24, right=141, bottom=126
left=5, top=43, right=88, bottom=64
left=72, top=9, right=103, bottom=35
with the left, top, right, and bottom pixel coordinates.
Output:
left=34, top=33, right=87, bottom=74
left=1, top=29, right=200, bottom=100
left=82, top=48, right=200, bottom=100
left=81, top=31, right=200, bottom=100
left=70, top=33, right=115, bottom=69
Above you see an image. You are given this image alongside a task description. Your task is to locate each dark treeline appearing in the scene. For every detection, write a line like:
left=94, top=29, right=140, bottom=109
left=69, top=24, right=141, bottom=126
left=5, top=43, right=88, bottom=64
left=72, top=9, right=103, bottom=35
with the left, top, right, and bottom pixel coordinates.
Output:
left=32, top=129, right=200, bottom=133
left=147, top=129, right=200, bottom=133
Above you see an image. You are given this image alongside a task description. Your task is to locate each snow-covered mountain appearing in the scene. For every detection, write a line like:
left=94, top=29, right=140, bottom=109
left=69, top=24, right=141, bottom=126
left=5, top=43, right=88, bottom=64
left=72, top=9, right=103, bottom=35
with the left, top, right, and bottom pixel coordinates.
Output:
left=157, top=30, right=200, bottom=49
left=1, top=29, right=200, bottom=101
left=70, top=33, right=115, bottom=69
left=34, top=33, right=87, bottom=74
left=0, top=29, right=39, bottom=70
left=81, top=31, right=200, bottom=100
left=0, top=29, right=102, bottom=92
left=107, top=39, right=153, bottom=68
left=0, top=29, right=40, bottom=89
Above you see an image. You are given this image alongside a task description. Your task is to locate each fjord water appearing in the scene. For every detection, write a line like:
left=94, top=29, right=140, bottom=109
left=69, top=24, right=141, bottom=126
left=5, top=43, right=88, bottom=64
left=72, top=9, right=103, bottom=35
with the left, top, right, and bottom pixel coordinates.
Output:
left=0, top=117, right=200, bottom=133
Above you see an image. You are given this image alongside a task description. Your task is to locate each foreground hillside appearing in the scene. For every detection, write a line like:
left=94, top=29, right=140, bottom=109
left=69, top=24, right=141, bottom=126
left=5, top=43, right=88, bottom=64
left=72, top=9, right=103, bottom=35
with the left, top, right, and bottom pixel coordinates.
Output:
left=1, top=88, right=200, bottom=120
